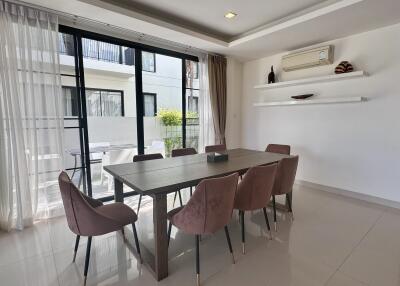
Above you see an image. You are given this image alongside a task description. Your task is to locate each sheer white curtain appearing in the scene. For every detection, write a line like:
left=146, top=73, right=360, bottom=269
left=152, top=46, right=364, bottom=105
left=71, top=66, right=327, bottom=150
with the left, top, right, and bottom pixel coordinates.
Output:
left=198, top=54, right=214, bottom=152
left=0, top=1, right=64, bottom=231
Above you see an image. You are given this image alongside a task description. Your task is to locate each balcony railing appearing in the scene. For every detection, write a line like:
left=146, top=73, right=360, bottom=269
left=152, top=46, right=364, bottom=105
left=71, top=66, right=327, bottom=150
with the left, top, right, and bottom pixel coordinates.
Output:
left=59, top=34, right=134, bottom=66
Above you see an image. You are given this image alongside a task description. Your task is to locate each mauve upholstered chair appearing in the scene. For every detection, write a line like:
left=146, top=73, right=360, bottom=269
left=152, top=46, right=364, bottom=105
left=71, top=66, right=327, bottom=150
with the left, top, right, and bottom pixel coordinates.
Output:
left=205, top=143, right=226, bottom=153
left=271, top=156, right=299, bottom=231
left=171, top=147, right=197, bottom=157
left=265, top=144, right=291, bottom=155
left=58, top=172, right=141, bottom=285
left=265, top=144, right=291, bottom=231
left=234, top=164, right=278, bottom=253
left=171, top=147, right=198, bottom=201
left=167, top=173, right=239, bottom=286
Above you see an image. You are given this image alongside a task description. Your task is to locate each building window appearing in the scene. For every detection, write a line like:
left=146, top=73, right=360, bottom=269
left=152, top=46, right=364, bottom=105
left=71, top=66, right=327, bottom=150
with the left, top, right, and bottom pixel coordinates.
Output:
left=186, top=60, right=198, bottom=80
left=143, top=93, right=157, bottom=117
left=188, top=96, right=198, bottom=114
left=192, top=62, right=199, bottom=79
left=62, top=86, right=79, bottom=117
left=185, top=59, right=200, bottom=116
left=142, top=51, right=156, bottom=72
left=62, top=87, right=124, bottom=117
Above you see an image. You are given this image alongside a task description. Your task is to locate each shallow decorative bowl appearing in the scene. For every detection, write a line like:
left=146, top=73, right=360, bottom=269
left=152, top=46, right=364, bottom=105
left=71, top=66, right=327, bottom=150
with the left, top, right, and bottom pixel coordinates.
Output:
left=291, top=94, right=314, bottom=100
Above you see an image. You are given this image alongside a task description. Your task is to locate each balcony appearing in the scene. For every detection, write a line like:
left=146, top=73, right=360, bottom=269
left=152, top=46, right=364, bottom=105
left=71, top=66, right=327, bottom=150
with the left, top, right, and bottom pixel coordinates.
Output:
left=59, top=34, right=134, bottom=65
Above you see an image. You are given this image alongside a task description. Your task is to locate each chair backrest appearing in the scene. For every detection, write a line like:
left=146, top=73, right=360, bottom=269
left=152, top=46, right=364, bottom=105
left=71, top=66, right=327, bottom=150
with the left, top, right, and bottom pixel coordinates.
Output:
left=58, top=171, right=94, bottom=235
left=235, top=164, right=278, bottom=211
left=205, top=144, right=226, bottom=153
left=272, top=156, right=299, bottom=195
left=59, top=172, right=123, bottom=236
left=133, top=153, right=163, bottom=162
left=171, top=147, right=197, bottom=157
left=173, top=173, right=239, bottom=234
left=265, top=144, right=291, bottom=155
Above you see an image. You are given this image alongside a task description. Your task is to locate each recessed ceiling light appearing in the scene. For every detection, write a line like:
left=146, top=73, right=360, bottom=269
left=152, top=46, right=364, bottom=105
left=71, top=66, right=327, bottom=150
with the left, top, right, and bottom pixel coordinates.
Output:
left=224, top=12, right=237, bottom=19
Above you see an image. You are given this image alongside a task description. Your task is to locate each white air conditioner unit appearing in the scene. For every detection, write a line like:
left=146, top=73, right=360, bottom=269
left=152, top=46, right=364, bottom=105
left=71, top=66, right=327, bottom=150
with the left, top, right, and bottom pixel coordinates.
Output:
left=282, top=45, right=334, bottom=72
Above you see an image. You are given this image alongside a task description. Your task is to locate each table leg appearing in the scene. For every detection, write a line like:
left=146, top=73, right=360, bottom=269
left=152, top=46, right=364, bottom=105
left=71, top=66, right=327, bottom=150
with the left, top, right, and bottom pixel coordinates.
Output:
left=114, top=178, right=124, bottom=203
left=152, top=193, right=168, bottom=280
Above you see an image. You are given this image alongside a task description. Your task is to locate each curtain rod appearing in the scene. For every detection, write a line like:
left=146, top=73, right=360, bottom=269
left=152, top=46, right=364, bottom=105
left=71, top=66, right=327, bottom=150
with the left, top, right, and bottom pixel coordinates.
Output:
left=5, top=0, right=213, bottom=57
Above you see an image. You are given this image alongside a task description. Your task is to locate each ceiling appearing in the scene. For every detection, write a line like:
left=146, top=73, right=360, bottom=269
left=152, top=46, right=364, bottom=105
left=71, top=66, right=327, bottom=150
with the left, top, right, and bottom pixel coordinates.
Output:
left=100, top=0, right=326, bottom=40
left=23, top=0, right=400, bottom=61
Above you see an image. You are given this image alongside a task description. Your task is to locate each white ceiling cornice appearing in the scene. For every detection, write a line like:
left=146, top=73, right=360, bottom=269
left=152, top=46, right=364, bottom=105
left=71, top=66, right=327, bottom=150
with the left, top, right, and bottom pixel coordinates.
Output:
left=80, top=0, right=368, bottom=48
left=19, top=0, right=400, bottom=61
left=229, top=0, right=365, bottom=46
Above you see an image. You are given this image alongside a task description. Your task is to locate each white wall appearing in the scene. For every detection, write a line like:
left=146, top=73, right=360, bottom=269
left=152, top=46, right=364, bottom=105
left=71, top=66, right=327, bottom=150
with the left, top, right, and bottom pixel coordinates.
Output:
left=240, top=24, right=400, bottom=202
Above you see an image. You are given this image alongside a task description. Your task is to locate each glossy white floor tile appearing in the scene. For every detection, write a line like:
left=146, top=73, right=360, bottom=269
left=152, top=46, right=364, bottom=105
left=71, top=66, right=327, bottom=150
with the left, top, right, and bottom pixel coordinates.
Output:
left=339, top=208, right=400, bottom=286
left=2, top=184, right=400, bottom=286
left=326, top=271, right=369, bottom=286
left=0, top=220, right=52, bottom=266
left=0, top=254, right=59, bottom=286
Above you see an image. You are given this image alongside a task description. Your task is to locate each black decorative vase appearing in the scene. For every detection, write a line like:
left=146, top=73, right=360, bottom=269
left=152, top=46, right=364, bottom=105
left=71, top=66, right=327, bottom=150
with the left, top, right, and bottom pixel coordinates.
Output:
left=268, top=66, right=275, bottom=84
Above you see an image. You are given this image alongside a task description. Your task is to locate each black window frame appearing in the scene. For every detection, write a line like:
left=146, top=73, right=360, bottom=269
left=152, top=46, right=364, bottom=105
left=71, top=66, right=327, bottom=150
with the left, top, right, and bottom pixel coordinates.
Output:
left=59, top=25, right=198, bottom=200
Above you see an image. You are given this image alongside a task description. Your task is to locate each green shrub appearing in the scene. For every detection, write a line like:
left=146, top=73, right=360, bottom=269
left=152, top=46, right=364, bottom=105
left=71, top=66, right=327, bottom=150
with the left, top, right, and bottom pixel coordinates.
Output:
left=158, top=109, right=198, bottom=126
left=158, top=109, right=182, bottom=126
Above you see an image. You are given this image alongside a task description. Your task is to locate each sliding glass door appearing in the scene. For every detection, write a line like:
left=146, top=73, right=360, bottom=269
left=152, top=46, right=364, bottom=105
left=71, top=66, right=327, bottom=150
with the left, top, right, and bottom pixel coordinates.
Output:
left=59, top=32, right=87, bottom=193
left=142, top=52, right=183, bottom=157
left=59, top=26, right=198, bottom=200
left=81, top=37, right=138, bottom=199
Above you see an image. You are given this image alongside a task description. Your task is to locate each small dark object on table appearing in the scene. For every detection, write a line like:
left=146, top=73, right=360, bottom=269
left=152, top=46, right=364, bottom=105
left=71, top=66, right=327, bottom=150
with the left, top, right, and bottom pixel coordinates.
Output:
left=291, top=94, right=314, bottom=100
left=207, top=152, right=229, bottom=163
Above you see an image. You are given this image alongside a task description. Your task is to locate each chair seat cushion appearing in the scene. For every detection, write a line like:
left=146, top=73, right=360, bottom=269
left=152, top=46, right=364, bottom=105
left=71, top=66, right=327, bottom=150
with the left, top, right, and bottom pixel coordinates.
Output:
left=96, top=203, right=138, bottom=226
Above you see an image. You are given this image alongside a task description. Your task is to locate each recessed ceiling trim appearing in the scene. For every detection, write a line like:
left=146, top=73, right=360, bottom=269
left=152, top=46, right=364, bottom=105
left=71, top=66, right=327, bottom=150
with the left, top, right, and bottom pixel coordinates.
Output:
left=229, top=0, right=365, bottom=47
left=80, top=0, right=229, bottom=47
left=17, top=0, right=400, bottom=61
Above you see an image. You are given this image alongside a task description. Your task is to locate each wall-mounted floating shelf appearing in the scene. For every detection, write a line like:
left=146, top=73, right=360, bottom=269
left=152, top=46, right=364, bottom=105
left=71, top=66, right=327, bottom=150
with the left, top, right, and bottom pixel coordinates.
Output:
left=254, top=71, right=367, bottom=90
left=254, top=96, right=366, bottom=107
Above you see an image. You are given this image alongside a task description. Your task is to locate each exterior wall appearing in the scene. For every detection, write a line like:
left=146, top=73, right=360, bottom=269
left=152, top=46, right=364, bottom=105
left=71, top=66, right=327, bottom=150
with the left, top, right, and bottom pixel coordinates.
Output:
left=239, top=23, right=400, bottom=203
left=143, top=54, right=183, bottom=111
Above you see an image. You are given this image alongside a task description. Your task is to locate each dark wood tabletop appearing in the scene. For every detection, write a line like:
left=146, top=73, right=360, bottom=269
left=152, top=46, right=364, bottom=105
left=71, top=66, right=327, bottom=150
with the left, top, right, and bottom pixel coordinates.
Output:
left=104, top=148, right=290, bottom=195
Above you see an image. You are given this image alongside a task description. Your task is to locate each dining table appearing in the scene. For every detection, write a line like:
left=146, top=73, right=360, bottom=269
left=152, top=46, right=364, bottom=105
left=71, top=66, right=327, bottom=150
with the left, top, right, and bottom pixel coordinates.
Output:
left=103, top=148, right=291, bottom=281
